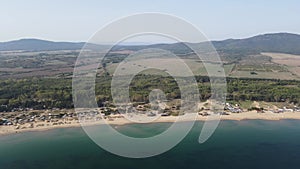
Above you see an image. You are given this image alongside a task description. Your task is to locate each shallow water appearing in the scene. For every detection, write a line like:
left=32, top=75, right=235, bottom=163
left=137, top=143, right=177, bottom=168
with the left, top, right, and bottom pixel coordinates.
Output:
left=1, top=120, right=300, bottom=169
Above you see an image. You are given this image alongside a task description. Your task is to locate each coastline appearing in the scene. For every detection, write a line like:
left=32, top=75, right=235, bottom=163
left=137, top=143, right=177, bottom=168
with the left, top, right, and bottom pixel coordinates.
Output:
left=1, top=110, right=300, bottom=136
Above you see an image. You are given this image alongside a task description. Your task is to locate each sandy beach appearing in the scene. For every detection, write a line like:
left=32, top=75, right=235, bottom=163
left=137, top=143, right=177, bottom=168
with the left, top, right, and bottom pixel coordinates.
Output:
left=1, top=110, right=300, bottom=136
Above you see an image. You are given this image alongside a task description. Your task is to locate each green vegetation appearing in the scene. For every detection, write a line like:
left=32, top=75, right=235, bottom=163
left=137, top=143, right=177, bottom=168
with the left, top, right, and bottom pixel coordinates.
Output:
left=1, top=33, right=300, bottom=112
left=0, top=75, right=299, bottom=112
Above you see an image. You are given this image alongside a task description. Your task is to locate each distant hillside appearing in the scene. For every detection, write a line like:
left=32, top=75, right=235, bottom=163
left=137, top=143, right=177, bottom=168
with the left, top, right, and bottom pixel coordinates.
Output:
left=1, top=33, right=300, bottom=55
left=0, top=39, right=85, bottom=51
left=113, top=33, right=300, bottom=55
left=212, top=33, right=300, bottom=55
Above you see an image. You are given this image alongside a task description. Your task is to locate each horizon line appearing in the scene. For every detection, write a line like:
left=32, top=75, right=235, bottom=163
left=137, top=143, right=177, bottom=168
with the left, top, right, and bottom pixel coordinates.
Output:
left=0, top=31, right=299, bottom=45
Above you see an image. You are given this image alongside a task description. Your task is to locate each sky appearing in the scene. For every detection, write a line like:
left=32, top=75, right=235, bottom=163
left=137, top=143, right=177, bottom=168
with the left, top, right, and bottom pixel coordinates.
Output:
left=1, top=0, right=300, bottom=42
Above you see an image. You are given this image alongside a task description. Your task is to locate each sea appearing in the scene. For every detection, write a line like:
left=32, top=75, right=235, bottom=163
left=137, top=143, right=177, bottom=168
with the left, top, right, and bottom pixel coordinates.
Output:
left=1, top=120, right=300, bottom=169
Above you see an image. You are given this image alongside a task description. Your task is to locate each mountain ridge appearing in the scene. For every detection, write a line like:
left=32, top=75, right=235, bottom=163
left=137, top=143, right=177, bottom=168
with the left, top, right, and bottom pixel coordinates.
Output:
left=1, top=33, right=300, bottom=55
left=0, top=38, right=85, bottom=51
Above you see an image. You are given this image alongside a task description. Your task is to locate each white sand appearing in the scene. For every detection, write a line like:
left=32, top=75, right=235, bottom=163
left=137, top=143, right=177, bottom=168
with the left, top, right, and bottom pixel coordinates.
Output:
left=1, top=111, right=300, bottom=136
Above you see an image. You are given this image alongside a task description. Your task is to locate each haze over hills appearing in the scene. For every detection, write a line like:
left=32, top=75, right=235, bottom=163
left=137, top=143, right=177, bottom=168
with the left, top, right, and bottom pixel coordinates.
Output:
left=212, top=33, right=300, bottom=54
left=0, top=39, right=86, bottom=51
left=1, top=33, right=300, bottom=55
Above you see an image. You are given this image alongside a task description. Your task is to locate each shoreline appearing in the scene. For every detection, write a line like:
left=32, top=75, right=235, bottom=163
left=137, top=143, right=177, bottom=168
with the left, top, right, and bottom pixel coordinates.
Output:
left=1, top=111, right=300, bottom=136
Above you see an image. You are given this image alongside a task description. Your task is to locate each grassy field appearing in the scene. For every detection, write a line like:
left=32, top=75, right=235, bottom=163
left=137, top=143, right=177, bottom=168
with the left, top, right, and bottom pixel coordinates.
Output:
left=0, top=50, right=78, bottom=78
left=228, top=53, right=300, bottom=80
left=262, top=52, right=300, bottom=78
left=0, top=50, right=299, bottom=80
left=104, top=52, right=299, bottom=80
left=104, top=58, right=234, bottom=77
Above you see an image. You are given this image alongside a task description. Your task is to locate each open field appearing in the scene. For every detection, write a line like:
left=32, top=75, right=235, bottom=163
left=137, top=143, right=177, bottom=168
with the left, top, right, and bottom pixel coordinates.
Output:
left=104, top=58, right=235, bottom=76
left=263, top=52, right=300, bottom=66
left=229, top=71, right=298, bottom=80
left=0, top=50, right=299, bottom=80
left=227, top=54, right=300, bottom=80
left=262, top=52, right=300, bottom=78
left=0, top=50, right=78, bottom=78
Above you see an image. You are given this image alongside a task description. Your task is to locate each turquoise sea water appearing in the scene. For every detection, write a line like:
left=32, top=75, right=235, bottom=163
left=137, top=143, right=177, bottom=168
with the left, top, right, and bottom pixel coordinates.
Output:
left=1, top=120, right=300, bottom=169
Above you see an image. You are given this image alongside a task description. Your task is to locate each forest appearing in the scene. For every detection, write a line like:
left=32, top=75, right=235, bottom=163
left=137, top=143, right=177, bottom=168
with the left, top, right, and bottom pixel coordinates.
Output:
left=0, top=75, right=299, bottom=112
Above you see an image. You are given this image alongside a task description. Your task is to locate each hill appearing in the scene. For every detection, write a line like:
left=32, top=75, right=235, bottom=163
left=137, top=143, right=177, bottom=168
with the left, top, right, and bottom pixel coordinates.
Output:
left=112, top=33, right=300, bottom=55
left=212, top=33, right=300, bottom=55
left=0, top=39, right=85, bottom=51
left=1, top=33, right=300, bottom=54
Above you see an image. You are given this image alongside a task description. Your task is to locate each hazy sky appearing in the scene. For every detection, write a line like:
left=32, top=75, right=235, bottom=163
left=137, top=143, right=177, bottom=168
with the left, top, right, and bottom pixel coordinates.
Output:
left=1, top=0, right=300, bottom=42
